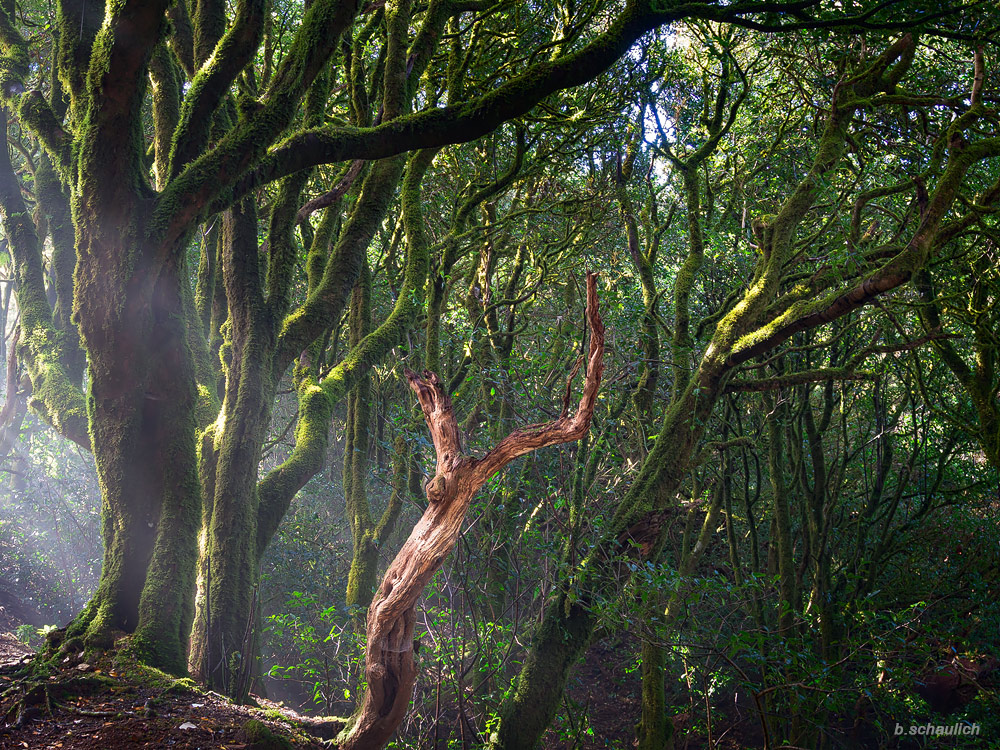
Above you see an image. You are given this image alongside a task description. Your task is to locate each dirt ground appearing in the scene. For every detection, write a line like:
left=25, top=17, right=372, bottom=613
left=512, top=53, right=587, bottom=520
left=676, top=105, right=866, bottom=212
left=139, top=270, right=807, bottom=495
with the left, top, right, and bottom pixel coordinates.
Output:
left=0, top=632, right=33, bottom=666
left=0, top=639, right=341, bottom=750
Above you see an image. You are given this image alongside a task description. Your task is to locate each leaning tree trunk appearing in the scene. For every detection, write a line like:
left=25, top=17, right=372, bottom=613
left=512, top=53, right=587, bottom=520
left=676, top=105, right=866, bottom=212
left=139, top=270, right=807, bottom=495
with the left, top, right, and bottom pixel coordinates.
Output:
left=337, top=273, right=605, bottom=750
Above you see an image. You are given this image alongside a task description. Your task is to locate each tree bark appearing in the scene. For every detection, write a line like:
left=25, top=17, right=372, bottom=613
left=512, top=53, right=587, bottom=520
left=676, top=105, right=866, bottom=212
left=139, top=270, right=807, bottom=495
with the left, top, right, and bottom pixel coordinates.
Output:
left=72, top=246, right=201, bottom=675
left=190, top=197, right=276, bottom=696
left=338, top=272, right=604, bottom=750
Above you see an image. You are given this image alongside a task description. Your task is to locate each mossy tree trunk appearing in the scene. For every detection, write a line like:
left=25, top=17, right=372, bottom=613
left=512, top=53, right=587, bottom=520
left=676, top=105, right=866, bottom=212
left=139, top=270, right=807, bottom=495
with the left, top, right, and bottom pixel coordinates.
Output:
left=489, top=36, right=999, bottom=749
left=75, top=243, right=202, bottom=672
left=0, top=0, right=203, bottom=673
left=34, top=0, right=727, bottom=685
left=0, top=0, right=993, bottom=718
left=67, top=4, right=203, bottom=669
left=190, top=197, right=277, bottom=695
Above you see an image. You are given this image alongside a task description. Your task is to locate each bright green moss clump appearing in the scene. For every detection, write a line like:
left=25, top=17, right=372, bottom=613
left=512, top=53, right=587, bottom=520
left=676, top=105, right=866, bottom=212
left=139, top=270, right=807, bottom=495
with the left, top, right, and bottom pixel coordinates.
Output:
left=237, top=719, right=294, bottom=750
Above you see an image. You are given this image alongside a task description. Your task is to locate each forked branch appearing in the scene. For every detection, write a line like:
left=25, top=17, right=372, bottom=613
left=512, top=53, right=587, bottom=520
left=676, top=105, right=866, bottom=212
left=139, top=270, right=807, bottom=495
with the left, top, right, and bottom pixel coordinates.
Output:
left=339, top=272, right=604, bottom=750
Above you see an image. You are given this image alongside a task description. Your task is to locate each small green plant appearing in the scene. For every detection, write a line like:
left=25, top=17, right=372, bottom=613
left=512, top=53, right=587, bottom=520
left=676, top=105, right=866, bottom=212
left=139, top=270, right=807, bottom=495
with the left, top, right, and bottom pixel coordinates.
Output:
left=38, top=624, right=57, bottom=641
left=14, top=623, right=56, bottom=648
left=263, top=595, right=359, bottom=713
left=15, top=623, right=34, bottom=645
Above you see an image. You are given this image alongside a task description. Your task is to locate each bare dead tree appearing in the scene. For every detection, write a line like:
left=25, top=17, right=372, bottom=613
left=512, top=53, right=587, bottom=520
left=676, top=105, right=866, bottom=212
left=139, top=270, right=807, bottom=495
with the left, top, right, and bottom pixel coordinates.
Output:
left=340, top=272, right=605, bottom=750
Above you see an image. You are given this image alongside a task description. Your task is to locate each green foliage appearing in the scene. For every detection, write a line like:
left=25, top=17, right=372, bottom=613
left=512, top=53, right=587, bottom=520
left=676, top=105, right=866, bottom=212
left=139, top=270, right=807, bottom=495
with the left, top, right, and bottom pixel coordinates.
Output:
left=0, top=1, right=999, bottom=747
left=14, top=623, right=32, bottom=645
left=0, top=415, right=100, bottom=624
left=263, top=591, right=359, bottom=713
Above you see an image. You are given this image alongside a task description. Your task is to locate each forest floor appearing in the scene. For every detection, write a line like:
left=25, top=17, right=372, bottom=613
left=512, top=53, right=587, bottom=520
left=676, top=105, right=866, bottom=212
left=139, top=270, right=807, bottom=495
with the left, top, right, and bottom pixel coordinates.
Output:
left=0, top=638, right=344, bottom=750
left=0, top=624, right=763, bottom=750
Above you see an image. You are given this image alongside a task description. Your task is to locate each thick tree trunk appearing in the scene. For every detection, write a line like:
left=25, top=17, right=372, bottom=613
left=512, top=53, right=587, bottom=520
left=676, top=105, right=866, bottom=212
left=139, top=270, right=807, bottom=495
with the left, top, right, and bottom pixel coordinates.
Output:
left=70, top=246, right=201, bottom=675
left=51, top=0, right=202, bottom=675
left=132, top=309, right=203, bottom=672
left=489, top=592, right=596, bottom=749
left=190, top=360, right=274, bottom=695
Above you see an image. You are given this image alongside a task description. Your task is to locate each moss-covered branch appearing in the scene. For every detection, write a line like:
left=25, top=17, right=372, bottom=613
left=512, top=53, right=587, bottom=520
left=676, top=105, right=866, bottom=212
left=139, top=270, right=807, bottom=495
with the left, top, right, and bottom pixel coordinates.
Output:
left=382, top=0, right=415, bottom=122
left=0, top=3, right=72, bottom=175
left=264, top=64, right=332, bottom=319
left=255, top=379, right=333, bottom=560
left=318, top=148, right=437, bottom=403
left=167, top=0, right=267, bottom=180
left=167, top=0, right=196, bottom=76
left=726, top=367, right=874, bottom=392
left=427, top=128, right=526, bottom=372
left=727, top=136, right=1000, bottom=368
left=34, top=153, right=84, bottom=382
left=153, top=0, right=682, bottom=243
left=149, top=43, right=183, bottom=191
left=257, top=148, right=437, bottom=557
left=765, top=397, right=796, bottom=632
left=66, top=0, right=171, bottom=255
left=153, top=0, right=363, bottom=246
left=0, top=109, right=88, bottom=448
left=273, top=155, right=405, bottom=374
left=192, top=0, right=226, bottom=67
left=54, top=0, right=100, bottom=123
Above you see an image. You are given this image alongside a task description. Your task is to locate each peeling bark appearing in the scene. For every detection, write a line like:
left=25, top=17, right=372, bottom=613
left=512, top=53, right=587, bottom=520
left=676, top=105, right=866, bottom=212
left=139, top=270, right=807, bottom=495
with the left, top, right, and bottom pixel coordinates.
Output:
left=338, top=273, right=605, bottom=750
